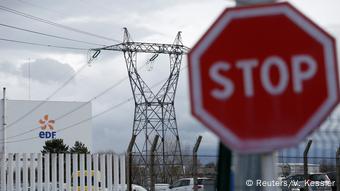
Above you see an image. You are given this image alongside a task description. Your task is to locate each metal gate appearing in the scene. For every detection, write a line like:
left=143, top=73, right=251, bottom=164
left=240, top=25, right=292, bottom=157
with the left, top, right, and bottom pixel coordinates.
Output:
left=0, top=153, right=126, bottom=191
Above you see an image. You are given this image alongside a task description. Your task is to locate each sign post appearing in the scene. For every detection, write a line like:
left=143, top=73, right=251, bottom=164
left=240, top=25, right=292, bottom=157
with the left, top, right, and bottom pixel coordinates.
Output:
left=216, top=143, right=232, bottom=191
left=188, top=2, right=339, bottom=190
left=234, top=1, right=278, bottom=190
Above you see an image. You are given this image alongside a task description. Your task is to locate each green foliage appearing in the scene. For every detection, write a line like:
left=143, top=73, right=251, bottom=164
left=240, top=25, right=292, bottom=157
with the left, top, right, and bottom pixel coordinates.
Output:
left=70, top=141, right=90, bottom=154
left=41, top=139, right=69, bottom=153
left=41, top=139, right=90, bottom=154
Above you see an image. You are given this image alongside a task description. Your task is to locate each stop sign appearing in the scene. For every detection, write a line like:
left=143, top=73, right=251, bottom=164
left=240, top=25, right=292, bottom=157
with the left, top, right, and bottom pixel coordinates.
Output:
left=188, top=2, right=339, bottom=153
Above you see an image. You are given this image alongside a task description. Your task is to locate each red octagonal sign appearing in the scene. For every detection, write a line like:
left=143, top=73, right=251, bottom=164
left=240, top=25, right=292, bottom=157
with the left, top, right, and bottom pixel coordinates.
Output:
left=188, top=2, right=339, bottom=153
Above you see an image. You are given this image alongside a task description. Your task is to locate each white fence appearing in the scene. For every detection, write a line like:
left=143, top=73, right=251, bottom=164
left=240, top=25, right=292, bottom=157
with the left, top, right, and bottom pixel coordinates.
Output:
left=0, top=153, right=126, bottom=191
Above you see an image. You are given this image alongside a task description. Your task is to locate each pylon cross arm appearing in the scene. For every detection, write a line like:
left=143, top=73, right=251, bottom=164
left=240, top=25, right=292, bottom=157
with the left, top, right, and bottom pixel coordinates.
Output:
left=92, top=42, right=189, bottom=54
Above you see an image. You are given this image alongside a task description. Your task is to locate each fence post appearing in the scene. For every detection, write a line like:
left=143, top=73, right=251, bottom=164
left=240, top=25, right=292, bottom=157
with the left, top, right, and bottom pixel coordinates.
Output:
left=23, top=153, right=28, bottom=191
left=44, top=154, right=50, bottom=191
left=86, top=154, right=91, bottom=191
left=93, top=154, right=99, bottom=191
left=127, top=135, right=136, bottom=191
left=217, top=143, right=232, bottom=191
left=193, top=136, right=202, bottom=191
left=79, top=154, right=85, bottom=191
left=30, top=153, right=36, bottom=191
left=59, top=154, right=65, bottom=191
left=7, top=153, right=13, bottom=191
left=37, top=153, right=42, bottom=191
left=120, top=155, right=126, bottom=190
left=100, top=154, right=106, bottom=189
left=0, top=153, right=5, bottom=191
left=15, top=153, right=20, bottom=191
left=336, top=147, right=340, bottom=191
left=304, top=140, right=312, bottom=190
left=150, top=135, right=159, bottom=191
left=72, top=153, right=78, bottom=191
left=52, top=153, right=57, bottom=191
left=113, top=154, right=119, bottom=190
left=107, top=154, right=113, bottom=191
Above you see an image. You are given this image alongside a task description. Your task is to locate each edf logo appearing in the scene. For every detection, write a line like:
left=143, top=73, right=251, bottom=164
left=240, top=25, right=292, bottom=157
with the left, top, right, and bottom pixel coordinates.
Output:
left=38, top=114, right=57, bottom=139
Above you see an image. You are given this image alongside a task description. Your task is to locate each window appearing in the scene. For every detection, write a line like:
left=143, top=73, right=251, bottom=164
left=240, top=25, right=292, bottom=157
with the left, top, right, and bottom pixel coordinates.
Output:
left=172, top=180, right=182, bottom=188
left=309, top=174, right=329, bottom=181
left=290, top=175, right=305, bottom=181
left=180, top=180, right=190, bottom=186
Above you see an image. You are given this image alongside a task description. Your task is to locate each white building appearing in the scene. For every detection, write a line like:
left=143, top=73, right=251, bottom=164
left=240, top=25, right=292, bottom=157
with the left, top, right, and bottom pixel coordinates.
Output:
left=0, top=99, right=92, bottom=153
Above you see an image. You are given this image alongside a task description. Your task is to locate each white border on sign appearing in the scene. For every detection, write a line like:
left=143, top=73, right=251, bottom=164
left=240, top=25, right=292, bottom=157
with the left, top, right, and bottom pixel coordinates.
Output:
left=190, top=3, right=338, bottom=153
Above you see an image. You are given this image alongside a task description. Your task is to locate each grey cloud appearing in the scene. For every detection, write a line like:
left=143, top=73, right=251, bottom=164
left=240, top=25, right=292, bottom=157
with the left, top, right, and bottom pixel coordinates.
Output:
left=1, top=58, right=74, bottom=84
left=1, top=58, right=75, bottom=83
left=0, top=61, right=19, bottom=75
left=92, top=109, right=134, bottom=153
left=0, top=0, right=178, bottom=54
left=20, top=58, right=75, bottom=83
left=1, top=0, right=338, bottom=157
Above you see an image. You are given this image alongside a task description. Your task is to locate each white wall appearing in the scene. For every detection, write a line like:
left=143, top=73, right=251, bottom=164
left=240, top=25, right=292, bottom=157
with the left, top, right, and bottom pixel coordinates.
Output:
left=0, top=99, right=92, bottom=153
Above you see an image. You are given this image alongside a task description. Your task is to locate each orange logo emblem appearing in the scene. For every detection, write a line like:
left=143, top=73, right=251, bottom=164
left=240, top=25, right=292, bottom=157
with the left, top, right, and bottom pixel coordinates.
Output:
left=38, top=114, right=55, bottom=130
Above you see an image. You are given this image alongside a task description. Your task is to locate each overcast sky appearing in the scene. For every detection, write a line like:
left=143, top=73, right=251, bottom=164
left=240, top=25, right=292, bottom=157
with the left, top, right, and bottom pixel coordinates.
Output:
left=0, top=0, right=339, bottom=156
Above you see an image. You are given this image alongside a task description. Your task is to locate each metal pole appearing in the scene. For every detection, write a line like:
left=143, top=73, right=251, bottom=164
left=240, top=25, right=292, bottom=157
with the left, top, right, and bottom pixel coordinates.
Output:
left=303, top=140, right=312, bottom=190
left=236, top=0, right=276, bottom=6
left=193, top=136, right=202, bottom=191
left=233, top=1, right=278, bottom=191
left=336, top=147, right=340, bottom=191
left=217, top=143, right=232, bottom=191
left=261, top=152, right=278, bottom=191
left=304, top=140, right=312, bottom=178
left=1, top=87, right=6, bottom=154
left=150, top=135, right=159, bottom=191
left=234, top=153, right=262, bottom=191
left=127, top=135, right=136, bottom=191
left=28, top=58, right=31, bottom=100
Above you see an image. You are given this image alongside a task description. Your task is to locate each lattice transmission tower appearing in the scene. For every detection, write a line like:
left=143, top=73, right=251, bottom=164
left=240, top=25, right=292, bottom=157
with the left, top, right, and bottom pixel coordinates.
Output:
left=90, top=28, right=189, bottom=185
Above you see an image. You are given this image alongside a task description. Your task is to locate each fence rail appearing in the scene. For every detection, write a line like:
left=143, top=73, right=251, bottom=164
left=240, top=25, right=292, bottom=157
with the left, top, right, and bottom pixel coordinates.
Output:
left=0, top=153, right=126, bottom=191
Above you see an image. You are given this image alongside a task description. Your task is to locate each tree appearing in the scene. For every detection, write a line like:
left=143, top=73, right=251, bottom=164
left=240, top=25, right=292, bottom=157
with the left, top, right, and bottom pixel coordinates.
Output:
left=41, top=139, right=69, bottom=182
left=205, top=162, right=216, bottom=168
left=319, top=159, right=335, bottom=173
left=70, top=141, right=90, bottom=153
left=41, top=139, right=69, bottom=153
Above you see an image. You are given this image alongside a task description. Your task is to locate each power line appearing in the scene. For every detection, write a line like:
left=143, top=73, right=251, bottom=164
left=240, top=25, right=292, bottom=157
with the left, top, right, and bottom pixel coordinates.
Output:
left=0, top=23, right=106, bottom=46
left=4, top=97, right=133, bottom=144
left=0, top=63, right=90, bottom=131
left=4, top=62, right=149, bottom=140
left=0, top=38, right=89, bottom=51
left=2, top=65, right=188, bottom=144
left=0, top=5, right=120, bottom=43
left=14, top=0, right=65, bottom=17
left=4, top=70, right=130, bottom=140
left=4, top=52, right=168, bottom=140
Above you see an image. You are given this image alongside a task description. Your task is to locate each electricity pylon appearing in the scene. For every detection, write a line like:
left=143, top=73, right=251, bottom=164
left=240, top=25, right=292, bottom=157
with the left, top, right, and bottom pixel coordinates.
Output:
left=90, top=28, right=189, bottom=185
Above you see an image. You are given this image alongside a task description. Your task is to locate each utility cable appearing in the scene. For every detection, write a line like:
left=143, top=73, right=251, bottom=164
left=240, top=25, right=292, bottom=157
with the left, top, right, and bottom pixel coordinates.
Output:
left=1, top=63, right=89, bottom=131
left=4, top=97, right=133, bottom=144
left=0, top=38, right=89, bottom=51
left=0, top=23, right=106, bottom=46
left=1, top=65, right=188, bottom=144
left=5, top=72, right=131, bottom=140
left=14, top=0, right=65, bottom=17
left=0, top=5, right=120, bottom=43
left=4, top=62, right=149, bottom=140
